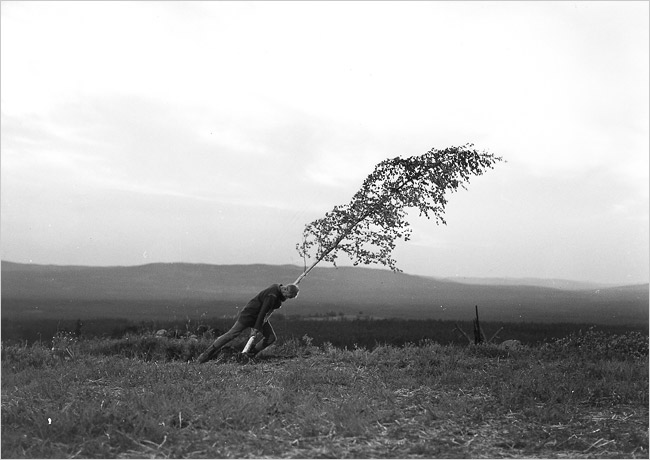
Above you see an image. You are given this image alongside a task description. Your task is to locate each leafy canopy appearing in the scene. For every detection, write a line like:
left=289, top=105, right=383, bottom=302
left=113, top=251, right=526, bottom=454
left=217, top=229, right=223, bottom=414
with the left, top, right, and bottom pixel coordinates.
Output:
left=295, top=144, right=503, bottom=283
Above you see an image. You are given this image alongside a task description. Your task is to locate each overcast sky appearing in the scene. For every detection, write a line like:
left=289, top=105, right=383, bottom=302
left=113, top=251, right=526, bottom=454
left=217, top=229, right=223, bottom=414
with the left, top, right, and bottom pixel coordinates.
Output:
left=1, top=1, right=648, bottom=285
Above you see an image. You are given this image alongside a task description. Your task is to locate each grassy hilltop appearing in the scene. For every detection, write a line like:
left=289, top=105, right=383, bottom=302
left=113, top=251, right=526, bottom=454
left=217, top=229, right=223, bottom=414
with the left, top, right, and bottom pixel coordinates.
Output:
left=1, top=328, right=648, bottom=458
left=2, top=261, right=648, bottom=457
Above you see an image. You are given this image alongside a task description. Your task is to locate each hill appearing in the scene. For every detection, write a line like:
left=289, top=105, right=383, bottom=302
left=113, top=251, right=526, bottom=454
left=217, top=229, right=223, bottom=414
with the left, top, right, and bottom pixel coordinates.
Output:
left=440, top=276, right=617, bottom=290
left=1, top=261, right=648, bottom=325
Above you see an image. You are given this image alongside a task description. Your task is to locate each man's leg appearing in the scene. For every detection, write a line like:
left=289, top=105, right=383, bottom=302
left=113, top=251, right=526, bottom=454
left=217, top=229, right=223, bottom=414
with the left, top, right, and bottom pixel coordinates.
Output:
left=197, top=320, right=247, bottom=363
left=251, top=321, right=277, bottom=356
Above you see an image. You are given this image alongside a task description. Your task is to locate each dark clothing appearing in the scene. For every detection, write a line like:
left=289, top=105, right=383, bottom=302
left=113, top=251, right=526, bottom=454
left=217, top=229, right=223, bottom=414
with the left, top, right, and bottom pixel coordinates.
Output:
left=237, top=284, right=286, bottom=330
left=196, top=319, right=277, bottom=363
left=196, top=284, right=285, bottom=364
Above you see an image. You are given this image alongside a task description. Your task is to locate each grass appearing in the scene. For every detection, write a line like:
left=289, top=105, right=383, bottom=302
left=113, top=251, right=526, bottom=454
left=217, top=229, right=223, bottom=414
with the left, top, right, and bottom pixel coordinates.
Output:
left=1, top=330, right=648, bottom=458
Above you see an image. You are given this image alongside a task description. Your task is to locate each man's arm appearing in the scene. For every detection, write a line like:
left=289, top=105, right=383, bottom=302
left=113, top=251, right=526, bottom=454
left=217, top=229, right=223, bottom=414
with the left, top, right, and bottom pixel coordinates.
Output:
left=253, top=294, right=276, bottom=332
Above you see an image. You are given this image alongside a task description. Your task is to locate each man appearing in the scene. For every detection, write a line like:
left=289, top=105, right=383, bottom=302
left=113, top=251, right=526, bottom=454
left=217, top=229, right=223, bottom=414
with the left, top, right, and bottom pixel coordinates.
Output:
left=197, top=283, right=299, bottom=363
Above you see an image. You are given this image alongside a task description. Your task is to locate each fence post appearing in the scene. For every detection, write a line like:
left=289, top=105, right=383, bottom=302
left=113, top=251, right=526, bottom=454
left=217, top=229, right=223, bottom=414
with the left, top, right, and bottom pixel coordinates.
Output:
left=473, top=305, right=485, bottom=345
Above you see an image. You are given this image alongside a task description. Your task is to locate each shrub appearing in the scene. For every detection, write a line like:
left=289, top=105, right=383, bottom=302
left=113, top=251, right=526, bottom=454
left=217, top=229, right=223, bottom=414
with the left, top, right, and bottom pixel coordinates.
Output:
left=51, top=330, right=80, bottom=360
left=1, top=341, right=56, bottom=370
left=81, top=335, right=212, bottom=362
left=273, top=334, right=321, bottom=358
left=543, top=327, right=648, bottom=360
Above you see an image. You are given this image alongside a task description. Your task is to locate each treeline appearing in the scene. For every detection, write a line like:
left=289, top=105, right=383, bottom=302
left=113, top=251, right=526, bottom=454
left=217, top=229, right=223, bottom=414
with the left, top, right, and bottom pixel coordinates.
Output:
left=2, top=316, right=647, bottom=349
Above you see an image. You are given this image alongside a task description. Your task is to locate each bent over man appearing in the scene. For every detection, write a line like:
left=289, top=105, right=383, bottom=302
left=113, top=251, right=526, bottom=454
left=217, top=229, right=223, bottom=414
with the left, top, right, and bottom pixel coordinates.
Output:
left=197, top=283, right=299, bottom=363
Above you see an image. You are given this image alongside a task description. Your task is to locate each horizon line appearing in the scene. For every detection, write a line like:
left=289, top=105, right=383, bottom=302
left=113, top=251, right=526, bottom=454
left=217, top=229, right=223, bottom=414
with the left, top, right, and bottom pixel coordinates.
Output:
left=2, top=259, right=648, bottom=288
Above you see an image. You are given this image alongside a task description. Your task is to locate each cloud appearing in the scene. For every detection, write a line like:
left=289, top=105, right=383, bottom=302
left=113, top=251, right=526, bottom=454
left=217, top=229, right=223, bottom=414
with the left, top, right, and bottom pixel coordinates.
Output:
left=1, top=1, right=647, bottom=283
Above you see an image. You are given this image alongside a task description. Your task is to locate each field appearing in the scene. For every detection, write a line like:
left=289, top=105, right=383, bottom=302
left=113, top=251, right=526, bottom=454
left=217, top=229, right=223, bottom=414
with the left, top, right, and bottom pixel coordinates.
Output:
left=1, top=324, right=648, bottom=458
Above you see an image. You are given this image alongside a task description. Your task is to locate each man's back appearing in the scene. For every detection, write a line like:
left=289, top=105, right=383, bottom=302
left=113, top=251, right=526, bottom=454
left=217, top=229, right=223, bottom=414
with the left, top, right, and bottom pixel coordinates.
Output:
left=237, top=284, right=283, bottom=326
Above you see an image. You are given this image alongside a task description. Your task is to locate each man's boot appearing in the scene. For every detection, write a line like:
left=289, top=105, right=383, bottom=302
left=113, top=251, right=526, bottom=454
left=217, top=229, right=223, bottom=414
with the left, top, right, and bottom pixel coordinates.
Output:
left=197, top=344, right=219, bottom=363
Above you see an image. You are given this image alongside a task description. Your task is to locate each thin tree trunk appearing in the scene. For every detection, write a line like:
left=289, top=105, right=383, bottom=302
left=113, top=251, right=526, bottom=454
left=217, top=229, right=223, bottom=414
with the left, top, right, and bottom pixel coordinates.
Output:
left=294, top=211, right=373, bottom=285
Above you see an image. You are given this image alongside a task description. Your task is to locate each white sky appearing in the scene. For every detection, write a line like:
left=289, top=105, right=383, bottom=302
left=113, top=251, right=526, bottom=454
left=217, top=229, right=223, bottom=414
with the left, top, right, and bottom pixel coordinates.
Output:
left=1, top=1, right=648, bottom=285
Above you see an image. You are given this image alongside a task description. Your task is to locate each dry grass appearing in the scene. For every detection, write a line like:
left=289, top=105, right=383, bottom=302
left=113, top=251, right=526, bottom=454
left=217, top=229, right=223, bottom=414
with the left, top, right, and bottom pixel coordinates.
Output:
left=1, top=335, right=648, bottom=458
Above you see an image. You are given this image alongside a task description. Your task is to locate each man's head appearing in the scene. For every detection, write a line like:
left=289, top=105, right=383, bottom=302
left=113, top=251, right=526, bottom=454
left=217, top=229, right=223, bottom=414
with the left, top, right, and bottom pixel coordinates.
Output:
left=281, top=284, right=299, bottom=299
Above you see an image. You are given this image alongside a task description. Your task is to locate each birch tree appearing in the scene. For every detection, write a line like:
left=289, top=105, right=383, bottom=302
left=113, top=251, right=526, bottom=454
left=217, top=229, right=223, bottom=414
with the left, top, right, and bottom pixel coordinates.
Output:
left=293, top=144, right=503, bottom=285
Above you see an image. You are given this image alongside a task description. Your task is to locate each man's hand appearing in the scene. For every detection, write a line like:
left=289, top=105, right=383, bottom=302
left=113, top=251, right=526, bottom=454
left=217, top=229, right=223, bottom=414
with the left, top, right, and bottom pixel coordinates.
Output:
left=250, top=328, right=262, bottom=338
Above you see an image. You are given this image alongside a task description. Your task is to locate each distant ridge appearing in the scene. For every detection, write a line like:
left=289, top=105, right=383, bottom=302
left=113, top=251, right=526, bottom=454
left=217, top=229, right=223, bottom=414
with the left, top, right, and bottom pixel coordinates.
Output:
left=2, top=261, right=637, bottom=290
left=2, top=261, right=648, bottom=325
left=441, top=276, right=620, bottom=291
